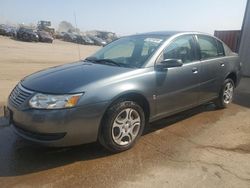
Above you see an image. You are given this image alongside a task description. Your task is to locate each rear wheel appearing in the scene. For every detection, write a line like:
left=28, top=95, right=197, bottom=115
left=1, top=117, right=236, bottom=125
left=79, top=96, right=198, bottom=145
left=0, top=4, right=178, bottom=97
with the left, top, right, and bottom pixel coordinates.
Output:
left=214, top=78, right=234, bottom=109
left=99, top=100, right=145, bottom=152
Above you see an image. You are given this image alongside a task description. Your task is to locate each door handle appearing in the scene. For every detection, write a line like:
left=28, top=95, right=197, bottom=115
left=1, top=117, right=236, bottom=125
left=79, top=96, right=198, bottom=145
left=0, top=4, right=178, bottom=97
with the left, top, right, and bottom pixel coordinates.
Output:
left=192, top=67, right=198, bottom=74
left=220, top=63, right=225, bottom=67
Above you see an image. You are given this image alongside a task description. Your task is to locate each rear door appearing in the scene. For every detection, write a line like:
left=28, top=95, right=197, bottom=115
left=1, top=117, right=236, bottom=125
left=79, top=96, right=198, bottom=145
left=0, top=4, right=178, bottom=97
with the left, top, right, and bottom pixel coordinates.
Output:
left=195, top=35, right=226, bottom=103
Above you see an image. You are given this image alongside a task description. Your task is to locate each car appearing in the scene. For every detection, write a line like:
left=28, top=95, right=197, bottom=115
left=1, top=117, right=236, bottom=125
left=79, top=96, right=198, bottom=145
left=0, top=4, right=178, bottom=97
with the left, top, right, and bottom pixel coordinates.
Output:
left=88, top=35, right=107, bottom=46
left=87, top=31, right=118, bottom=43
left=81, top=35, right=95, bottom=45
left=37, top=30, right=53, bottom=43
left=55, top=32, right=66, bottom=39
left=0, top=24, right=17, bottom=37
left=73, top=34, right=85, bottom=44
left=4, top=31, right=242, bottom=152
left=17, top=27, right=39, bottom=42
left=66, top=33, right=93, bottom=45
left=61, top=32, right=78, bottom=43
left=96, top=31, right=118, bottom=43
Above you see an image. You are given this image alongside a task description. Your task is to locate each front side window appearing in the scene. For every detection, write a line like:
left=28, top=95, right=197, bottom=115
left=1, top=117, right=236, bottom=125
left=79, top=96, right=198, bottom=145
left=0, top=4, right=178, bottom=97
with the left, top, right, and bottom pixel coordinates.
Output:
left=197, top=35, right=220, bottom=60
left=89, top=36, right=166, bottom=68
left=157, top=35, right=197, bottom=64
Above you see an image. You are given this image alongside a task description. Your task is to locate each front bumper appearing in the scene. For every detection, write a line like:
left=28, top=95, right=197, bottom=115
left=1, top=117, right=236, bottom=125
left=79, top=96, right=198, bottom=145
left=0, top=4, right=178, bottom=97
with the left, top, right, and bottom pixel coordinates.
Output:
left=8, top=101, right=108, bottom=147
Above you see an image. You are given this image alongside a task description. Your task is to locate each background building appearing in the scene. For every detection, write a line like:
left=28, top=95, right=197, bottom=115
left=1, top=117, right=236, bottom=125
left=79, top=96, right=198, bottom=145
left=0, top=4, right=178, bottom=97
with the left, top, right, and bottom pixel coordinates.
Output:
left=214, top=30, right=241, bottom=53
left=239, top=0, right=250, bottom=76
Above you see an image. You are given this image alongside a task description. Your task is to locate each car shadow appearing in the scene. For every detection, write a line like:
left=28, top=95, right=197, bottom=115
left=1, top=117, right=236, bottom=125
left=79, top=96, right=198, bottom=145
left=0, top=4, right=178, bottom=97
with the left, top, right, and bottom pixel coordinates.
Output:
left=0, top=141, right=111, bottom=177
left=144, top=103, right=216, bottom=135
left=0, top=103, right=216, bottom=177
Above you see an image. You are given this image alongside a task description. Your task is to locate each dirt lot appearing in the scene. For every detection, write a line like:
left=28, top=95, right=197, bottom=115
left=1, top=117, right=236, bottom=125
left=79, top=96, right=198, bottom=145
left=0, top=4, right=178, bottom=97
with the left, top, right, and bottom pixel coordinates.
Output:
left=0, top=36, right=99, bottom=114
left=0, top=36, right=250, bottom=188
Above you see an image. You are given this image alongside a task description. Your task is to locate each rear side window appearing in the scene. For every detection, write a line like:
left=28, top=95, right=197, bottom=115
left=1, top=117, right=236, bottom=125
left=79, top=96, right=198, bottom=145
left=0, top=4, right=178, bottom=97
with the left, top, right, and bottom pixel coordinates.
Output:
left=223, top=43, right=233, bottom=56
left=216, top=40, right=225, bottom=57
left=197, top=35, right=219, bottom=60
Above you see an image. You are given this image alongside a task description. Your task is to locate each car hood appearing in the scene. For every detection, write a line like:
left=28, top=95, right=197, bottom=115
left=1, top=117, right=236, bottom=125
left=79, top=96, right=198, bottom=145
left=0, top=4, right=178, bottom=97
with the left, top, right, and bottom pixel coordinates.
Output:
left=21, top=61, right=133, bottom=94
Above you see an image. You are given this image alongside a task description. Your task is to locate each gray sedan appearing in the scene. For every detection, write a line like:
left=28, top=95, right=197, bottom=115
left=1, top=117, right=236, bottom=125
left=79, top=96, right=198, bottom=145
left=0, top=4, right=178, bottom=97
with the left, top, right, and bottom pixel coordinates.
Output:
left=5, top=31, right=242, bottom=152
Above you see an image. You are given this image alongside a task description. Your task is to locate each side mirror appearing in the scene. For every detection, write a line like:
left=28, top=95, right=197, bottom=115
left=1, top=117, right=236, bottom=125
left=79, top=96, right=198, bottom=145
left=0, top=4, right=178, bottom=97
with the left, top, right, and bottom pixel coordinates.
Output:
left=156, top=59, right=183, bottom=71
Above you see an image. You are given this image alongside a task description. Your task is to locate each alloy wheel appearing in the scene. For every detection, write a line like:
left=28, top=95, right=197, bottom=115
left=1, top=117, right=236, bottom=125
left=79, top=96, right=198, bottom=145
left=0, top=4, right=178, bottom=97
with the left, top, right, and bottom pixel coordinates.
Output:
left=223, top=82, right=234, bottom=104
left=112, top=108, right=141, bottom=146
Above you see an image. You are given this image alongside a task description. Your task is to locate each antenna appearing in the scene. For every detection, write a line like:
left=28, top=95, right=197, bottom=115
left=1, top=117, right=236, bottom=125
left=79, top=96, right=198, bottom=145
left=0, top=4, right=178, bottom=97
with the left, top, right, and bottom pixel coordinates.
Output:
left=74, top=12, right=81, bottom=60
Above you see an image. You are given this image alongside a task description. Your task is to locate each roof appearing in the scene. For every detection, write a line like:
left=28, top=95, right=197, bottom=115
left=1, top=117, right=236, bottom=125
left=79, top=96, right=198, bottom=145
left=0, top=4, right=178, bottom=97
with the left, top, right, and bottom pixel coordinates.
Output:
left=132, top=31, right=181, bottom=38
left=131, top=31, right=210, bottom=38
left=139, top=31, right=181, bottom=36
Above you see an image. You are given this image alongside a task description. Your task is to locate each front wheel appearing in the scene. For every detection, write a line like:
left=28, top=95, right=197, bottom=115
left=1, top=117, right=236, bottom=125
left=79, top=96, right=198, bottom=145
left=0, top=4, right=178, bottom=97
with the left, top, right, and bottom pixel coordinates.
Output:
left=99, top=100, right=145, bottom=153
left=214, top=78, right=235, bottom=109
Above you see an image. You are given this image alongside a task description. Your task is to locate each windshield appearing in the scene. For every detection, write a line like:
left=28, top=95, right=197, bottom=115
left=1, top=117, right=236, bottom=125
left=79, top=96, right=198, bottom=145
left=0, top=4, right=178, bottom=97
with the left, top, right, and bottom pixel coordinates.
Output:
left=87, top=35, right=166, bottom=68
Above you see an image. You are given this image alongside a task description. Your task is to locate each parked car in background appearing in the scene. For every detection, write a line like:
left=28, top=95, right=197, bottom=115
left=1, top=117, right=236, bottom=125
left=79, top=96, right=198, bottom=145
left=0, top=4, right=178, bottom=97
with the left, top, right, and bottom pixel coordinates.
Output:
left=88, top=35, right=107, bottom=46
left=37, top=30, right=53, bottom=43
left=87, top=30, right=118, bottom=44
left=5, top=31, right=241, bottom=152
left=81, top=35, right=95, bottom=45
left=17, top=27, right=39, bottom=42
left=54, top=32, right=66, bottom=39
left=74, top=34, right=85, bottom=44
left=60, top=32, right=97, bottom=45
left=62, top=32, right=78, bottom=43
left=0, top=24, right=17, bottom=37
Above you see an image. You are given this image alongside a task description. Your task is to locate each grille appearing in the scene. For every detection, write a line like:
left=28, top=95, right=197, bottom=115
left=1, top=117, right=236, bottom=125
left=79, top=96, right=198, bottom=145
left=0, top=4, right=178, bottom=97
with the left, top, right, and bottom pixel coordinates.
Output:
left=9, top=83, right=33, bottom=108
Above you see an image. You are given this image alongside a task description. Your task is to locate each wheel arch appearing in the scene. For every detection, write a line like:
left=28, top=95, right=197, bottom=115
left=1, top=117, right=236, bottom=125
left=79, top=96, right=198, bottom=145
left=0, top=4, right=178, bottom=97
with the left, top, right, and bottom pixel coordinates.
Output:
left=98, top=91, right=151, bottom=138
left=225, top=72, right=237, bottom=86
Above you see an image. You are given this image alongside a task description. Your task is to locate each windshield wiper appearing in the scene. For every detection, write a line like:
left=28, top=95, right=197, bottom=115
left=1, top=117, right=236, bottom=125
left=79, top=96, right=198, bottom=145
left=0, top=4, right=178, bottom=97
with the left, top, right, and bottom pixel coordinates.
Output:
left=85, top=58, right=121, bottom=67
left=95, top=59, right=122, bottom=67
left=84, top=57, right=97, bottom=63
left=85, top=57, right=138, bottom=68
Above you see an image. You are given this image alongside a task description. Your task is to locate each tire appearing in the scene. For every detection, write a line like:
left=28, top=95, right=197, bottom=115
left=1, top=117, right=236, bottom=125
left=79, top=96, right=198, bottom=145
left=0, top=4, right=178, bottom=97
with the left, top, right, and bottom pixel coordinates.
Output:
left=214, top=78, right=235, bottom=109
left=99, top=100, right=145, bottom=153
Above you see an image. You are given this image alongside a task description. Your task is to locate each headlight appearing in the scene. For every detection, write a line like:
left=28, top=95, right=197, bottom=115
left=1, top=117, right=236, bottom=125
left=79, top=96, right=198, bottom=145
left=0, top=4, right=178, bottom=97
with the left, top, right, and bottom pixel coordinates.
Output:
left=29, top=93, right=83, bottom=109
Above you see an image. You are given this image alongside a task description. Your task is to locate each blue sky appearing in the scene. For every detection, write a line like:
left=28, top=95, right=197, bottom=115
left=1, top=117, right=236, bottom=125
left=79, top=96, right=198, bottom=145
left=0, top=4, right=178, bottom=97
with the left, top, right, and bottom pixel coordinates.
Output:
left=0, top=0, right=247, bottom=35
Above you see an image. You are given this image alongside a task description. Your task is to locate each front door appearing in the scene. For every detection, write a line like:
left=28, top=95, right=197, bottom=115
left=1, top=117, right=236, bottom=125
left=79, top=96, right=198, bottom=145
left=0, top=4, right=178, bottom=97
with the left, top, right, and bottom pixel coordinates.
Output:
left=155, top=35, right=201, bottom=117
